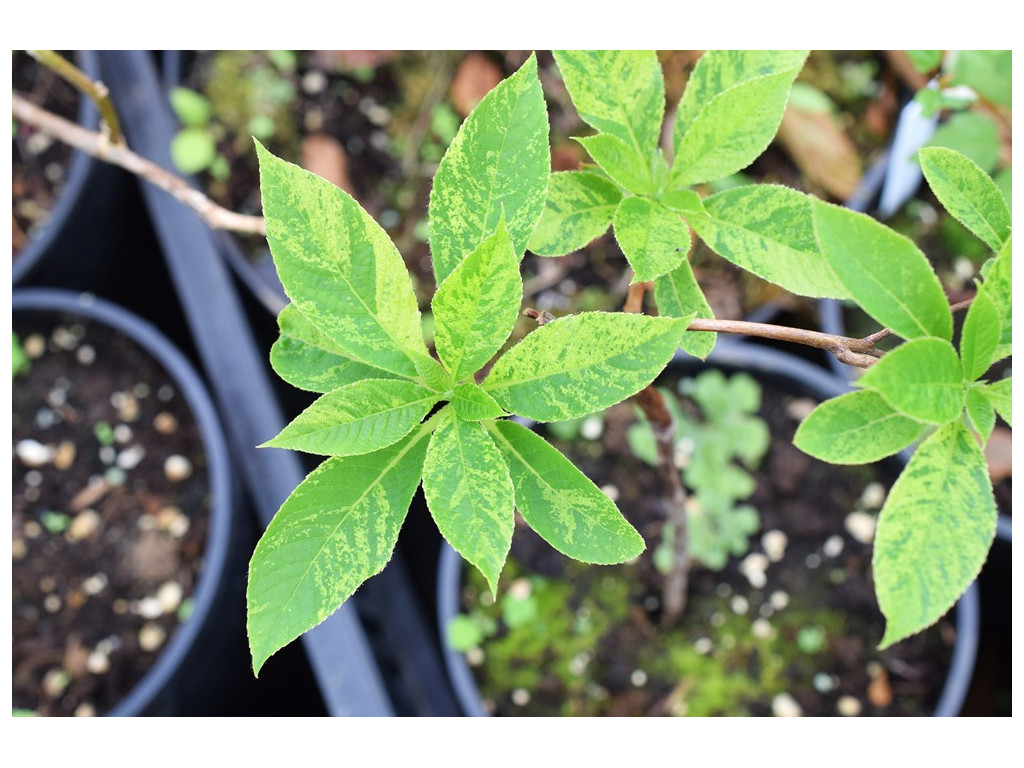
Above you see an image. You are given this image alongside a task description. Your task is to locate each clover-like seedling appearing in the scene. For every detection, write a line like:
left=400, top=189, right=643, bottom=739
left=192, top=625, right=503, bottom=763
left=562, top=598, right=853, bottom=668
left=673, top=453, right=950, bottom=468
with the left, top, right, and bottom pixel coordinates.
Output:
left=246, top=55, right=692, bottom=674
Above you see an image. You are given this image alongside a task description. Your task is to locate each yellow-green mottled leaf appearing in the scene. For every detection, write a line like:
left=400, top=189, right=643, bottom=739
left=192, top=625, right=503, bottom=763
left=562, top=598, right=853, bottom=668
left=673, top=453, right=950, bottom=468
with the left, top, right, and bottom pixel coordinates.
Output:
left=965, top=387, right=996, bottom=442
left=527, top=171, right=621, bottom=256
left=262, top=379, right=439, bottom=456
left=794, top=389, right=924, bottom=464
left=672, top=50, right=808, bottom=186
left=875, top=421, right=996, bottom=648
left=257, top=143, right=426, bottom=379
left=422, top=412, right=514, bottom=595
left=576, top=134, right=655, bottom=196
left=654, top=259, right=713, bottom=359
left=270, top=304, right=398, bottom=393
left=811, top=200, right=952, bottom=341
left=612, top=196, right=689, bottom=282
left=488, top=420, right=644, bottom=563
left=247, top=425, right=431, bottom=675
left=919, top=147, right=1011, bottom=252
left=553, top=50, right=665, bottom=160
left=980, top=378, right=1011, bottom=427
left=450, top=382, right=506, bottom=421
left=960, top=285, right=1001, bottom=381
left=484, top=312, right=688, bottom=422
left=980, top=236, right=1012, bottom=361
left=690, top=185, right=850, bottom=298
left=432, top=219, right=521, bottom=383
left=429, top=54, right=549, bottom=285
left=857, top=338, right=965, bottom=424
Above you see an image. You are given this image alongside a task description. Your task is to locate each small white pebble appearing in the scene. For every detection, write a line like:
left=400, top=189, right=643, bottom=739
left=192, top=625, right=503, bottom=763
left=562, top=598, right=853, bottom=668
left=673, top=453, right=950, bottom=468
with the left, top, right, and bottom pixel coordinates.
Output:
left=67, top=510, right=101, bottom=541
left=837, top=695, right=862, bottom=717
left=113, top=424, right=134, bottom=444
left=740, top=553, right=769, bottom=588
left=74, top=703, right=97, bottom=717
left=569, top=652, right=590, bottom=676
left=730, top=595, right=749, bottom=615
left=630, top=669, right=648, bottom=687
left=104, top=467, right=126, bottom=487
left=761, top=530, right=788, bottom=562
left=157, top=385, right=175, bottom=402
left=168, top=513, right=191, bottom=538
left=23, top=521, right=43, bottom=538
left=24, top=334, right=46, bottom=358
left=76, top=345, right=96, bottom=365
left=580, top=416, right=603, bottom=440
left=52, top=327, right=78, bottom=350
left=508, top=578, right=532, bottom=601
left=845, top=511, right=877, bottom=544
left=34, top=408, right=58, bottom=429
left=511, top=688, right=531, bottom=706
left=752, top=618, right=773, bottom=639
left=116, top=445, right=146, bottom=470
left=772, top=692, right=803, bottom=717
left=27, top=131, right=53, bottom=154
left=759, top=603, right=774, bottom=618
left=42, top=669, right=70, bottom=697
left=44, top=161, right=64, bottom=183
left=138, top=623, right=167, bottom=652
left=466, top=647, right=484, bottom=666
left=715, top=583, right=732, bottom=598
left=16, top=439, right=54, bottom=467
left=156, top=581, right=184, bottom=614
left=813, top=672, right=835, bottom=693
left=769, top=590, right=790, bottom=611
left=44, top=594, right=62, bottom=613
left=823, top=534, right=845, bottom=558
left=23, top=487, right=40, bottom=502
left=12, top=538, right=27, bottom=559
left=164, top=455, right=193, bottom=482
left=710, top=612, right=725, bottom=627
left=137, top=514, right=157, bottom=531
left=693, top=637, right=713, bottom=654
left=25, top=470, right=43, bottom=487
left=99, top=446, right=116, bottom=464
left=86, top=649, right=110, bottom=674
left=132, top=382, right=150, bottom=399
left=136, top=597, right=164, bottom=619
left=302, top=70, right=327, bottom=94
left=805, top=553, right=822, bottom=568
left=600, top=484, right=619, bottom=502
left=860, top=482, right=886, bottom=509
left=82, top=573, right=108, bottom=595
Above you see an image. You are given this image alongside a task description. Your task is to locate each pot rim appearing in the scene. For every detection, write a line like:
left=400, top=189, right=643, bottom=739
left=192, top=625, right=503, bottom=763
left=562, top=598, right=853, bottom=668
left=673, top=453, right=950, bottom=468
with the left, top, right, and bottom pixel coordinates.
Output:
left=12, top=287, right=236, bottom=716
left=436, top=338, right=981, bottom=717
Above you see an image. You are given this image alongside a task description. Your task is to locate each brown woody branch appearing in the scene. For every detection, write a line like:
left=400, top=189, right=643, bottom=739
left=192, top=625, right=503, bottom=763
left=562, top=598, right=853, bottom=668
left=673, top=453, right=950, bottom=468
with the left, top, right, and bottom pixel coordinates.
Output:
left=12, top=92, right=266, bottom=237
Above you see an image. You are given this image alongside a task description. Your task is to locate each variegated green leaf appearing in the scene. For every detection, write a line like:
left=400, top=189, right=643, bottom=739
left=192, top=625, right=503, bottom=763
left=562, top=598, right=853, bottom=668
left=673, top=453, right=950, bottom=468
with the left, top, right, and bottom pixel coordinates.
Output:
left=672, top=50, right=808, bottom=186
left=432, top=219, right=522, bottom=383
left=488, top=419, right=645, bottom=563
left=450, top=382, right=506, bottom=421
left=811, top=200, right=952, bottom=342
left=429, top=54, right=549, bottom=285
left=690, top=185, right=850, bottom=298
left=270, top=304, right=397, bottom=393
left=612, top=196, right=690, bottom=282
left=527, top=171, right=621, bottom=256
left=981, top=378, right=1012, bottom=427
left=875, top=421, right=996, bottom=648
left=261, top=379, right=439, bottom=457
left=960, top=285, right=1001, bottom=381
left=247, top=424, right=431, bottom=675
left=965, top=387, right=996, bottom=442
left=980, top=236, right=1012, bottom=361
left=257, top=143, right=427, bottom=379
left=857, top=338, right=965, bottom=424
left=422, top=412, right=514, bottom=595
left=553, top=50, right=665, bottom=160
left=483, top=312, right=688, bottom=422
left=794, top=389, right=924, bottom=464
left=919, top=146, right=1011, bottom=252
left=654, top=258, right=715, bottom=360
left=576, top=134, right=655, bottom=196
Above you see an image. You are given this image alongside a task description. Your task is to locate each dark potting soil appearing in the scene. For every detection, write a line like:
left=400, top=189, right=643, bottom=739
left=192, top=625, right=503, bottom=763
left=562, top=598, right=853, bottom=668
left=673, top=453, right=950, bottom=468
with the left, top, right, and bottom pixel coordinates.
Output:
left=12, top=51, right=79, bottom=259
left=12, top=309, right=210, bottom=716
left=455, top=371, right=957, bottom=717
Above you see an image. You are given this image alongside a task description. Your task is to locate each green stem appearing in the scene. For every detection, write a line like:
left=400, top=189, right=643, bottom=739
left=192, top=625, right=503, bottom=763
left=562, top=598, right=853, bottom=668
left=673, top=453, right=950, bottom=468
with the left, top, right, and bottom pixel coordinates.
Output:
left=27, top=50, right=123, bottom=145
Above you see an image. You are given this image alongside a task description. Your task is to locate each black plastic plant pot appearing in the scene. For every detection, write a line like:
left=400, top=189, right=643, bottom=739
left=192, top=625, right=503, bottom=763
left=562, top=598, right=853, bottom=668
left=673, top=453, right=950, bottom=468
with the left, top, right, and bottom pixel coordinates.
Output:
left=437, top=340, right=980, bottom=718
left=12, top=288, right=248, bottom=716
left=13, top=52, right=127, bottom=292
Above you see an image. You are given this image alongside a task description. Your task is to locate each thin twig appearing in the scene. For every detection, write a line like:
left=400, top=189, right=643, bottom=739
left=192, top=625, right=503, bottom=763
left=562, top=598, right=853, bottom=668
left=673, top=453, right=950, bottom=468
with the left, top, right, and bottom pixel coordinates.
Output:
left=12, top=92, right=266, bottom=236
left=27, top=50, right=123, bottom=146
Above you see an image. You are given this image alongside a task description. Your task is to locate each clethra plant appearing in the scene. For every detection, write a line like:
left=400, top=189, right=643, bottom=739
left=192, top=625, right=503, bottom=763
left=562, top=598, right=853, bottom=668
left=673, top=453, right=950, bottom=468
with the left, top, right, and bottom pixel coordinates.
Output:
left=246, top=50, right=1011, bottom=674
